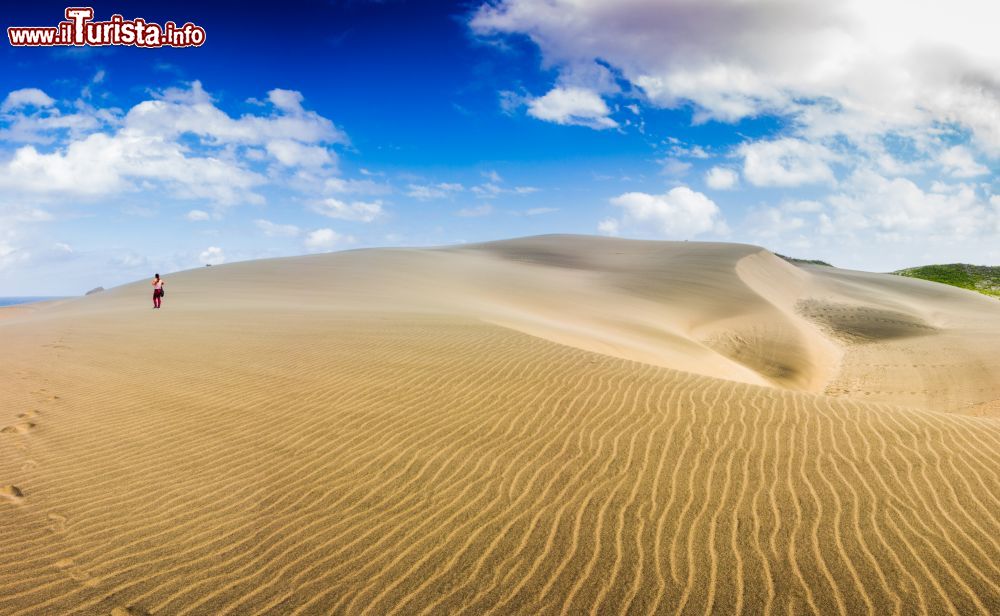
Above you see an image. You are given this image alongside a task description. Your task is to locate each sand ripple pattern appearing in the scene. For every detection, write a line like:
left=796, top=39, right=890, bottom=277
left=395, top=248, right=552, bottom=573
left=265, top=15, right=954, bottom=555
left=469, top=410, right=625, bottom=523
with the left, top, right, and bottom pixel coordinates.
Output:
left=1, top=311, right=998, bottom=615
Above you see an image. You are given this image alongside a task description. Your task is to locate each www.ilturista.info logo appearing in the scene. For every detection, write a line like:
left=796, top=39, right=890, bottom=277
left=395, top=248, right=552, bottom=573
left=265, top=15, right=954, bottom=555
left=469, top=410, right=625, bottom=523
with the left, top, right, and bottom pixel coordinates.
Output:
left=8, top=7, right=205, bottom=48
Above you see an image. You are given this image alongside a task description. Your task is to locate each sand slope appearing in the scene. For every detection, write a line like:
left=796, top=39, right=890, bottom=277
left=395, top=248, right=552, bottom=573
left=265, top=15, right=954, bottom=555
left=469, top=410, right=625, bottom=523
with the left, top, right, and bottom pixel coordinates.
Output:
left=1, top=235, right=998, bottom=614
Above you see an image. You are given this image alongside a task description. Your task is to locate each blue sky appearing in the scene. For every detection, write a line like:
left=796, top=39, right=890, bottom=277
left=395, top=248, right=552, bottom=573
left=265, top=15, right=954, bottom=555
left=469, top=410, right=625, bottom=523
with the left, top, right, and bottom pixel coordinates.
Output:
left=1, top=0, right=998, bottom=295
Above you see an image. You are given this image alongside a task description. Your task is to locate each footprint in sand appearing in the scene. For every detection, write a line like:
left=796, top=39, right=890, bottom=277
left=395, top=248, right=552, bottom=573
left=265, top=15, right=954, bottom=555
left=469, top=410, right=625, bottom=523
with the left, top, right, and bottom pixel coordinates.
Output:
left=1, top=485, right=25, bottom=503
left=47, top=513, right=67, bottom=533
left=54, top=558, right=75, bottom=569
left=54, top=558, right=100, bottom=587
left=1, top=421, right=36, bottom=434
left=18, top=410, right=39, bottom=419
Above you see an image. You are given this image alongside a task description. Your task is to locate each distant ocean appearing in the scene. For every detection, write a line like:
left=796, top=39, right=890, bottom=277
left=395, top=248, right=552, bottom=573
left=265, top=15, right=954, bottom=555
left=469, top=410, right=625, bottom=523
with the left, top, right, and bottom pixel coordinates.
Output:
left=0, top=297, right=66, bottom=307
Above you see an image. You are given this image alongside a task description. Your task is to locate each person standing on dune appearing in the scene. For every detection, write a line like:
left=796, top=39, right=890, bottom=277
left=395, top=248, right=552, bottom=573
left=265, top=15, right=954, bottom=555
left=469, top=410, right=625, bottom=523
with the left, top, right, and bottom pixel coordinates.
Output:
left=152, top=273, right=165, bottom=309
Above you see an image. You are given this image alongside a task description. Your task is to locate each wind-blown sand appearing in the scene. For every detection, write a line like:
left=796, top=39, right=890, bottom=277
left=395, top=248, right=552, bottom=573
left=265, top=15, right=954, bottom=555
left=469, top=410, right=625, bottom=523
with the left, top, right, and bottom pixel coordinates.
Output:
left=1, top=235, right=998, bottom=614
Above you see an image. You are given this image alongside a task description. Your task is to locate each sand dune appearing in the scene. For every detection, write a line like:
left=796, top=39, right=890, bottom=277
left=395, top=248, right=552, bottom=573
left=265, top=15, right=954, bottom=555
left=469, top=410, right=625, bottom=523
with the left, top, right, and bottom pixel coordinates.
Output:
left=1, top=235, right=998, bottom=614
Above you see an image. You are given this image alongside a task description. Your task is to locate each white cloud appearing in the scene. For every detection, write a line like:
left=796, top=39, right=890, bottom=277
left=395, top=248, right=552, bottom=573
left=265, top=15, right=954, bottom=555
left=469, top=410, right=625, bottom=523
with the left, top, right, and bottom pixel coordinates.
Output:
left=0, top=131, right=264, bottom=204
left=323, top=176, right=391, bottom=195
left=185, top=209, right=211, bottom=221
left=824, top=171, right=987, bottom=237
left=603, top=186, right=727, bottom=238
left=457, top=204, right=494, bottom=217
left=199, top=246, right=225, bottom=265
left=705, top=166, right=739, bottom=190
left=0, top=81, right=357, bottom=210
left=471, top=0, right=1000, bottom=258
left=267, top=89, right=305, bottom=114
left=472, top=1, right=1000, bottom=150
left=304, top=228, right=352, bottom=251
left=938, top=145, right=989, bottom=178
left=664, top=138, right=710, bottom=159
left=125, top=81, right=347, bottom=148
left=1, top=88, right=55, bottom=112
left=739, top=138, right=837, bottom=187
left=266, top=139, right=334, bottom=168
left=499, top=90, right=528, bottom=114
left=0, top=96, right=114, bottom=144
left=527, top=86, right=618, bottom=129
left=597, top=218, right=620, bottom=235
left=310, top=198, right=383, bottom=222
left=254, top=219, right=300, bottom=237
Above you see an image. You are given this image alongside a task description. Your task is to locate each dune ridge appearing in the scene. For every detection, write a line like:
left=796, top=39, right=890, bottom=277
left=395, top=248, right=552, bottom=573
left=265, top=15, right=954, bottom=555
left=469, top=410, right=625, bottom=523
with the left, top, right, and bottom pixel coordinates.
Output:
left=1, top=235, right=998, bottom=614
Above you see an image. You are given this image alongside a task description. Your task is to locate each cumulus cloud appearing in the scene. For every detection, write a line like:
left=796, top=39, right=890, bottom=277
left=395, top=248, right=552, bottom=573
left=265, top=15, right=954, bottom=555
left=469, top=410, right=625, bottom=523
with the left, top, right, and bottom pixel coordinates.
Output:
left=1, top=88, right=56, bottom=112
left=601, top=186, right=727, bottom=238
left=938, top=145, right=989, bottom=178
left=739, top=138, right=837, bottom=187
left=471, top=1, right=1000, bottom=149
left=185, top=209, right=211, bottom=221
left=472, top=0, right=1000, bottom=261
left=704, top=166, right=739, bottom=190
left=266, top=139, right=334, bottom=168
left=0, top=81, right=354, bottom=208
left=199, top=246, right=225, bottom=265
left=125, top=81, right=346, bottom=148
left=267, top=89, right=305, bottom=114
left=0, top=130, right=264, bottom=204
left=597, top=218, right=620, bottom=235
left=0, top=91, right=115, bottom=144
left=527, top=86, right=618, bottom=129
left=824, top=171, right=987, bottom=238
left=304, top=228, right=352, bottom=251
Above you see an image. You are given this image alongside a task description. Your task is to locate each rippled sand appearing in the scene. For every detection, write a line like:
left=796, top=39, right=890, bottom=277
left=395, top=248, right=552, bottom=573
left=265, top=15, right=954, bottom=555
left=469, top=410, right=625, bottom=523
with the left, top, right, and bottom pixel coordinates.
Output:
left=1, top=235, right=998, bottom=614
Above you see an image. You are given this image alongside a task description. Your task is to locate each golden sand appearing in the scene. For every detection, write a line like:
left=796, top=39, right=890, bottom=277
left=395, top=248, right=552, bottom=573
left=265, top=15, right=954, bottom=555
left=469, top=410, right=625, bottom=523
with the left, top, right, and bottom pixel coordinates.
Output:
left=1, top=235, right=998, bottom=614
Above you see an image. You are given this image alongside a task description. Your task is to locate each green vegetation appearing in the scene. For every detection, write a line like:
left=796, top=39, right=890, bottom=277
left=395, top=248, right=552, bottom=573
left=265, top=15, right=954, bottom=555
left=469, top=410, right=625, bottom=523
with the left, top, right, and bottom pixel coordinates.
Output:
left=893, top=264, right=1000, bottom=298
left=775, top=253, right=833, bottom=267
